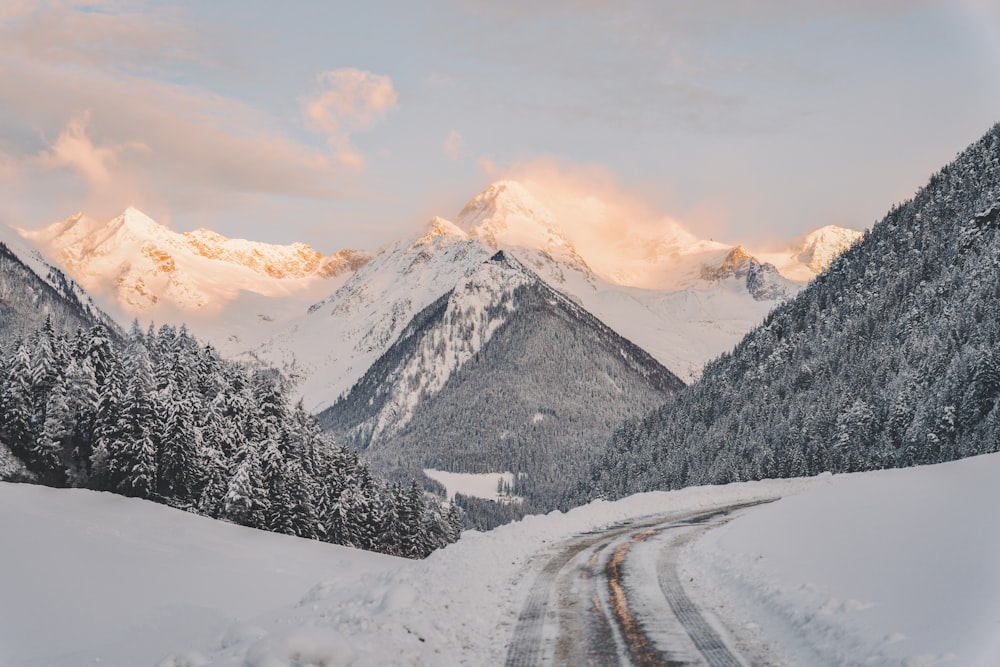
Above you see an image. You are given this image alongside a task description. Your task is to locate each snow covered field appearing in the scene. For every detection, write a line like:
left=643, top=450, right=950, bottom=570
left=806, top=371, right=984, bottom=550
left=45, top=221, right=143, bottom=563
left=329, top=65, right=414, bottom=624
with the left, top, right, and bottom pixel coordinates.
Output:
left=3, top=454, right=998, bottom=666
left=423, top=468, right=518, bottom=502
left=0, top=484, right=401, bottom=667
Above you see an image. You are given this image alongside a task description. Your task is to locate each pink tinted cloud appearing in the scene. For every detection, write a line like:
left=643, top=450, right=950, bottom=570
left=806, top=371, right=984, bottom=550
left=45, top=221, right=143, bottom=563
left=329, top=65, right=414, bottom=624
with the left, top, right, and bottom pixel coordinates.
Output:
left=304, top=68, right=398, bottom=168
left=0, top=58, right=344, bottom=218
left=0, top=1, right=351, bottom=223
left=34, top=112, right=149, bottom=186
left=443, top=130, right=465, bottom=161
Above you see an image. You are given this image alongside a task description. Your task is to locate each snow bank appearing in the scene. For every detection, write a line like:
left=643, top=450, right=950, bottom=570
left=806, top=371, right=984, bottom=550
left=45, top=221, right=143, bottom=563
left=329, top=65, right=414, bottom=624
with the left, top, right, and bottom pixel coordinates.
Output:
left=684, top=453, right=1000, bottom=667
left=0, top=483, right=400, bottom=667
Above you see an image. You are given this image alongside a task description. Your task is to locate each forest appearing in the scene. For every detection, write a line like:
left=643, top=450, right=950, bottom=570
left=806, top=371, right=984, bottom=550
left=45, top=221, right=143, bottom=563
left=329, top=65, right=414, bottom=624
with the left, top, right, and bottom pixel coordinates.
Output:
left=0, top=319, right=459, bottom=558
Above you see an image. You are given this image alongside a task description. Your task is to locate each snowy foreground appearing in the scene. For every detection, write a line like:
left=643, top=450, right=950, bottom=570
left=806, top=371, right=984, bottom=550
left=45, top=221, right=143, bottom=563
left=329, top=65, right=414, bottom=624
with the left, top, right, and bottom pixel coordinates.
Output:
left=2, top=454, right=999, bottom=666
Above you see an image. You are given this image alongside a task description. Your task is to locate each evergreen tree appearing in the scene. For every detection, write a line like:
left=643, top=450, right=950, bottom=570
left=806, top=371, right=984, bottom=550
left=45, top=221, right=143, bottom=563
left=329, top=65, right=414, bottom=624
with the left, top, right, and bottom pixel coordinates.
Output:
left=222, top=446, right=267, bottom=528
left=62, top=358, right=99, bottom=485
left=158, top=384, right=202, bottom=502
left=0, top=316, right=460, bottom=558
left=0, top=345, right=38, bottom=466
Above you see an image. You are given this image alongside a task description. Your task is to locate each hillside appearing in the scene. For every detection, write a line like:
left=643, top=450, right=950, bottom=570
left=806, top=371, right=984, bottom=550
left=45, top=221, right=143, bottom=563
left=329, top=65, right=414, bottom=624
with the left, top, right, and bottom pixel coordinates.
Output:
left=0, top=482, right=400, bottom=667
left=0, top=226, right=119, bottom=341
left=571, top=123, right=1000, bottom=504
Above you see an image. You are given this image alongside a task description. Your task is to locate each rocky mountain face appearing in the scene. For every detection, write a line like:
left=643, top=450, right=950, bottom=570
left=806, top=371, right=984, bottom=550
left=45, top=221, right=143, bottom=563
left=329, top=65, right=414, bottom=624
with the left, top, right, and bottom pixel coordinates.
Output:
left=319, top=250, right=684, bottom=505
left=567, top=123, right=1000, bottom=507
left=700, top=246, right=796, bottom=301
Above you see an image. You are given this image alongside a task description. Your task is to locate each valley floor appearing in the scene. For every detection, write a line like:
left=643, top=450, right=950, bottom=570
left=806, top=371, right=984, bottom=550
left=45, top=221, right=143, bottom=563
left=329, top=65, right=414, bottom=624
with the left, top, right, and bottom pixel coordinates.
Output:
left=2, top=454, right=998, bottom=666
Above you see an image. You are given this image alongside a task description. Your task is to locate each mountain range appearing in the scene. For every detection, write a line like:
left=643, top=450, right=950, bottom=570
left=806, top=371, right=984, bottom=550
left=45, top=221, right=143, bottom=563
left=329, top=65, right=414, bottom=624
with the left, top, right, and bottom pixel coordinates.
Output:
left=18, top=183, right=860, bottom=406
left=241, top=180, right=861, bottom=409
left=20, top=208, right=370, bottom=351
left=319, top=249, right=684, bottom=501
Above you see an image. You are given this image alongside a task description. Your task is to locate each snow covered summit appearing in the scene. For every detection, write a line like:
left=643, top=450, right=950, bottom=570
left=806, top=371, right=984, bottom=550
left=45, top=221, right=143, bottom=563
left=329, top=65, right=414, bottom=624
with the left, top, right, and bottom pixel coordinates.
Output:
left=20, top=208, right=369, bottom=317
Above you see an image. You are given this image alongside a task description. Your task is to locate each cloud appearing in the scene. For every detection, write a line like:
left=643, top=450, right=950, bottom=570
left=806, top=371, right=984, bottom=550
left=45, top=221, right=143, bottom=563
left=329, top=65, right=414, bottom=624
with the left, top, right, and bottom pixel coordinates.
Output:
left=304, top=68, right=399, bottom=169
left=443, top=130, right=465, bottom=161
left=34, top=112, right=148, bottom=186
left=0, top=1, right=360, bottom=227
left=0, top=59, right=352, bottom=226
left=478, top=155, right=498, bottom=176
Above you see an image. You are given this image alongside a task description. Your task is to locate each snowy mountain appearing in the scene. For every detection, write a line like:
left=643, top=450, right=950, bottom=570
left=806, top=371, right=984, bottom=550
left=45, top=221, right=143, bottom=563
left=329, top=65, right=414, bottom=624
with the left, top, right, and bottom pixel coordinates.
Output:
left=17, top=182, right=858, bottom=411
left=447, top=180, right=844, bottom=380
left=250, top=217, right=493, bottom=409
left=319, top=251, right=683, bottom=502
left=758, top=224, right=865, bottom=283
left=19, top=208, right=369, bottom=350
left=0, top=224, right=120, bottom=340
left=251, top=181, right=858, bottom=411
left=455, top=180, right=854, bottom=293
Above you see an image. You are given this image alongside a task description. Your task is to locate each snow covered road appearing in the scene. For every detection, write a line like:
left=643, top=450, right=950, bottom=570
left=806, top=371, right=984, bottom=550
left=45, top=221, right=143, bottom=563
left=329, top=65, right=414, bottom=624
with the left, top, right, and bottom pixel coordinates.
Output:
left=506, top=501, right=774, bottom=667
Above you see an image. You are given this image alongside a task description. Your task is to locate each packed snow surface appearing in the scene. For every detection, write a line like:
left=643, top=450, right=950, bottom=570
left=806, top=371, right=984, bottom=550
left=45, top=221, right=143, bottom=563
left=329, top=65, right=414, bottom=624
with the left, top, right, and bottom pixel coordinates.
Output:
left=7, top=451, right=992, bottom=667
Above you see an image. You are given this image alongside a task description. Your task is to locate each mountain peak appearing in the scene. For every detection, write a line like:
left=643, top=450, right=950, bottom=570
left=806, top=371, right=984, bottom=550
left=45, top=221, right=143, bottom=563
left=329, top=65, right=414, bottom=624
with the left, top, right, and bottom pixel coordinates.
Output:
left=453, top=180, right=590, bottom=277
left=719, top=245, right=754, bottom=272
left=456, top=180, right=556, bottom=233
left=795, top=224, right=864, bottom=274
left=416, top=216, right=468, bottom=244
left=115, top=206, right=165, bottom=237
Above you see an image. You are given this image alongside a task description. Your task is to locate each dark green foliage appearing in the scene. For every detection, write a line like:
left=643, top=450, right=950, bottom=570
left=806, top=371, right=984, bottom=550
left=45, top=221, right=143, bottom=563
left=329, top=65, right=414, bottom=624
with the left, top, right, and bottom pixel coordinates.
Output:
left=0, top=320, right=458, bottom=559
left=567, top=123, right=1000, bottom=506
left=453, top=493, right=527, bottom=532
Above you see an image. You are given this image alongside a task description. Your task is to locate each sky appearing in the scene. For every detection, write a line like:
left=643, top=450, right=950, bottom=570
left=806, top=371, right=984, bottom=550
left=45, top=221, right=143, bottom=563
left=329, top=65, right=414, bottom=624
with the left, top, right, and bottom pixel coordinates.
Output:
left=0, top=0, right=999, bottom=253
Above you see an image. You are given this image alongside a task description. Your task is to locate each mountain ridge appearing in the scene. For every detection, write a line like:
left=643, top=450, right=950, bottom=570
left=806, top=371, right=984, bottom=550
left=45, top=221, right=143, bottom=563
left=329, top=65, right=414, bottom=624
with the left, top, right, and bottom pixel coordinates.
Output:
left=20, top=207, right=371, bottom=318
left=18, top=181, right=862, bottom=410
left=0, top=224, right=121, bottom=341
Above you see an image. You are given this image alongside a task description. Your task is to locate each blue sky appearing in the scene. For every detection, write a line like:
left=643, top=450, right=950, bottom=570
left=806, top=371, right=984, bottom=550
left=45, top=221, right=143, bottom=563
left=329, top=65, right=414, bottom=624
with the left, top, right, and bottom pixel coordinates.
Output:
left=1, top=1, right=998, bottom=251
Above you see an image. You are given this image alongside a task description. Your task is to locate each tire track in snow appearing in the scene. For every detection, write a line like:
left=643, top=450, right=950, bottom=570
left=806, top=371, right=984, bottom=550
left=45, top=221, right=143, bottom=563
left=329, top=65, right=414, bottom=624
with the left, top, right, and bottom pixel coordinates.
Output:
left=504, top=515, right=683, bottom=667
left=505, top=502, right=773, bottom=666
